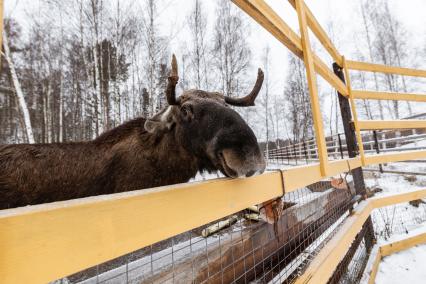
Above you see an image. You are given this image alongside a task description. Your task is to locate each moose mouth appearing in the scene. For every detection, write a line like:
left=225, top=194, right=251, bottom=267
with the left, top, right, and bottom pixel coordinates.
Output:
left=217, top=152, right=238, bottom=178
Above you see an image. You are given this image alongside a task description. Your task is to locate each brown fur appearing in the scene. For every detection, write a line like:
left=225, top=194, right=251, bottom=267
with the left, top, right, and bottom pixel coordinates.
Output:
left=0, top=118, right=200, bottom=209
left=0, top=90, right=265, bottom=209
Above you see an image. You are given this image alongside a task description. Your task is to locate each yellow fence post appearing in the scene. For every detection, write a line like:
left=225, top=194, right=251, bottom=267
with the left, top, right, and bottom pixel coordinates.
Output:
left=295, top=0, right=328, bottom=176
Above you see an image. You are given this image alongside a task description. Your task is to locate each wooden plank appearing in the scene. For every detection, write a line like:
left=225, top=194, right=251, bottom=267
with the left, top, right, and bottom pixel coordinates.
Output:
left=346, top=60, right=426, bottom=78
left=367, top=246, right=382, bottom=284
left=283, top=163, right=323, bottom=191
left=295, top=0, right=329, bottom=176
left=283, top=158, right=360, bottom=192
left=380, top=232, right=426, bottom=257
left=0, top=172, right=283, bottom=284
left=364, top=150, right=426, bottom=165
left=371, top=189, right=426, bottom=209
left=231, top=0, right=348, bottom=96
left=295, top=188, right=426, bottom=284
left=328, top=157, right=362, bottom=175
left=232, top=0, right=303, bottom=57
left=343, top=57, right=366, bottom=165
left=327, top=223, right=369, bottom=284
left=288, top=0, right=342, bottom=65
left=358, top=120, right=426, bottom=130
left=352, top=90, right=426, bottom=102
left=313, top=53, right=349, bottom=96
left=294, top=201, right=373, bottom=284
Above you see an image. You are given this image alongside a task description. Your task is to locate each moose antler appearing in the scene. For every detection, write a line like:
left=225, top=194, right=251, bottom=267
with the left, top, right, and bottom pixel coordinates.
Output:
left=224, top=68, right=264, bottom=107
left=166, top=54, right=180, bottom=105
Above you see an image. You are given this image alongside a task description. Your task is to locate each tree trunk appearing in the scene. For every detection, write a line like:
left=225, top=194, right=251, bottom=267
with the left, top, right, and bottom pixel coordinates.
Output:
left=360, top=1, right=384, bottom=120
left=3, top=31, right=35, bottom=143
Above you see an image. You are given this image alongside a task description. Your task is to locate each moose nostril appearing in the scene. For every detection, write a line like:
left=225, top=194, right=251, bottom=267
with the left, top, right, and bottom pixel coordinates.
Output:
left=246, top=170, right=255, bottom=177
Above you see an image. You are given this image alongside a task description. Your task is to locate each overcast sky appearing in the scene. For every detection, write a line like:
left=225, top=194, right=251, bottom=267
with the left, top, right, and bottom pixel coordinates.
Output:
left=7, top=0, right=425, bottom=89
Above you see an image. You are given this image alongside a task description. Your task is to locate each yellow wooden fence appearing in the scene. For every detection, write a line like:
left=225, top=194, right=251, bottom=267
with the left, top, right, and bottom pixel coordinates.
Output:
left=1, top=0, right=426, bottom=283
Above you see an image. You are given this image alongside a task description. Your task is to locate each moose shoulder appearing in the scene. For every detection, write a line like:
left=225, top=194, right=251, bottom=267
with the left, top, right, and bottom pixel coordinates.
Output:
left=0, top=55, right=266, bottom=209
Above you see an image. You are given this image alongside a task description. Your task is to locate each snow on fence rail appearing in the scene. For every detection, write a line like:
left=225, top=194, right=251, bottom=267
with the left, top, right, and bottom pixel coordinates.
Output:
left=1, top=0, right=426, bottom=283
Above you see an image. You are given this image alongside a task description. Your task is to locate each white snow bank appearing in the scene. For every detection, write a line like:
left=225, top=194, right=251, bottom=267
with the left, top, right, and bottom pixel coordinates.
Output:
left=361, top=227, right=426, bottom=284
left=375, top=243, right=426, bottom=284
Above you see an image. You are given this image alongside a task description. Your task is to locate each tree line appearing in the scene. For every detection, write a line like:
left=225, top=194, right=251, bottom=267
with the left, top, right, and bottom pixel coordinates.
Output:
left=0, top=0, right=253, bottom=143
left=0, top=0, right=424, bottom=147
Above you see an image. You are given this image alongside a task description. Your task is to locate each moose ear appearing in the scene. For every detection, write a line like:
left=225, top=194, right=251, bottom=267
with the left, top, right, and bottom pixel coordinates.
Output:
left=144, top=117, right=176, bottom=133
left=144, top=119, right=163, bottom=133
left=144, top=106, right=177, bottom=133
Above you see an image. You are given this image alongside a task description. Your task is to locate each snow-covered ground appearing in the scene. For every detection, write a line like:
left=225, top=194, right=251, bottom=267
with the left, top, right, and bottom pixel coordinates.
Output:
left=371, top=226, right=426, bottom=284
left=375, top=243, right=426, bottom=284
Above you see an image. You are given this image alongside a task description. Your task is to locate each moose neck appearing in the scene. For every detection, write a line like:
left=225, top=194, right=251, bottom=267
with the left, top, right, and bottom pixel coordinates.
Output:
left=93, top=118, right=201, bottom=189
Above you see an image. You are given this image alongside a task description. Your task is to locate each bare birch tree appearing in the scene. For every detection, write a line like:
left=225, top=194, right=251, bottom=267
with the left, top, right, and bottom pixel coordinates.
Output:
left=261, top=45, right=270, bottom=162
left=186, top=0, right=209, bottom=90
left=284, top=54, right=313, bottom=142
left=212, top=0, right=251, bottom=97
left=359, top=0, right=384, bottom=120
left=3, top=30, right=35, bottom=143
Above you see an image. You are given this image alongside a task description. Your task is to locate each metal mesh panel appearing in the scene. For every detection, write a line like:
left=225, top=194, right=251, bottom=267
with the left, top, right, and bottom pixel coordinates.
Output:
left=328, top=201, right=426, bottom=284
left=327, top=223, right=372, bottom=284
left=267, top=128, right=426, bottom=169
left=53, top=176, right=354, bottom=284
left=371, top=201, right=426, bottom=241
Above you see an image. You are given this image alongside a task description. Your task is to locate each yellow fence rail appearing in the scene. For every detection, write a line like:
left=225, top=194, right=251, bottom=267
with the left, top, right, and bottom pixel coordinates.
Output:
left=345, top=57, right=426, bottom=168
left=346, top=60, right=426, bottom=78
left=358, top=120, right=426, bottom=130
left=352, top=90, right=426, bottom=102
left=1, top=0, right=426, bottom=283
left=1, top=158, right=365, bottom=284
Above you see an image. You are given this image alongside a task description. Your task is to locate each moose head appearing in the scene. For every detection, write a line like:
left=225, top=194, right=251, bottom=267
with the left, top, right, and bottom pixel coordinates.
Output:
left=144, top=55, right=266, bottom=178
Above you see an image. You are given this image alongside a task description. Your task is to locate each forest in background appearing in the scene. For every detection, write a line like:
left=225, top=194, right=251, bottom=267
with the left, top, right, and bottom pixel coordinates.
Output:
left=1, top=0, right=425, bottom=147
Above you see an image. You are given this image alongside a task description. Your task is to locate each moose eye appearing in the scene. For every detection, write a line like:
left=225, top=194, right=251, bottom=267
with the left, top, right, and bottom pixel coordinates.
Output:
left=180, top=105, right=193, bottom=119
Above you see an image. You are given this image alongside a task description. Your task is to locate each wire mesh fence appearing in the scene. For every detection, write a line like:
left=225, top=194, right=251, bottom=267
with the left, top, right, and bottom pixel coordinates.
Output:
left=266, top=127, right=426, bottom=169
left=328, top=222, right=373, bottom=284
left=328, top=200, right=426, bottom=284
left=371, top=200, right=426, bottom=241
left=53, top=176, right=355, bottom=284
left=49, top=119, right=426, bottom=284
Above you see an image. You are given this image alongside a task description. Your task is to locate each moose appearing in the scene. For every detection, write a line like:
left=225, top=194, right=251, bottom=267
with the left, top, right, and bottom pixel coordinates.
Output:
left=0, top=55, right=266, bottom=209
